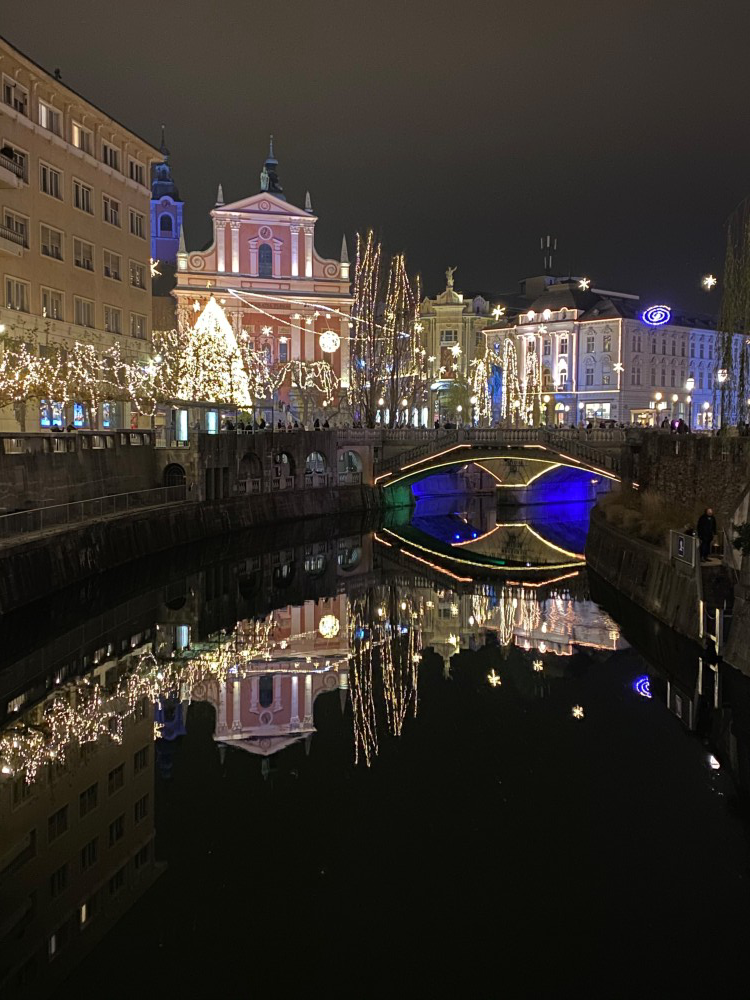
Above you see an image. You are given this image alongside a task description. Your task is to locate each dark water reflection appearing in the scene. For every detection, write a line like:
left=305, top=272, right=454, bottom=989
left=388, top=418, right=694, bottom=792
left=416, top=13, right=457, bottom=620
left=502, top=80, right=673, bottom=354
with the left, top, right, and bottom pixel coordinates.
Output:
left=1, top=493, right=750, bottom=998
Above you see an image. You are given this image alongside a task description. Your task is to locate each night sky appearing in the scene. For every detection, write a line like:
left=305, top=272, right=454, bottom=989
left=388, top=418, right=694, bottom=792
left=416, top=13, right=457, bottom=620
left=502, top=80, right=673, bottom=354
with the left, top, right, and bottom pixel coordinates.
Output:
left=6, top=0, right=750, bottom=311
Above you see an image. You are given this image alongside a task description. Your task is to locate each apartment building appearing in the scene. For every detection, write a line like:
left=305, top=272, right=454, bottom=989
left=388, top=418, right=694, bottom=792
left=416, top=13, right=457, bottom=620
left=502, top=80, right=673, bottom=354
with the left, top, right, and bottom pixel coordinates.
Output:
left=0, top=35, right=161, bottom=431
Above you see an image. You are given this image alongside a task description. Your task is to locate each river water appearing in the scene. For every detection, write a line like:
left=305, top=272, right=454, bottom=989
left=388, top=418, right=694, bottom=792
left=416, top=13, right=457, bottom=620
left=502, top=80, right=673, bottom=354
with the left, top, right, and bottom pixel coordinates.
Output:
left=1, top=470, right=750, bottom=998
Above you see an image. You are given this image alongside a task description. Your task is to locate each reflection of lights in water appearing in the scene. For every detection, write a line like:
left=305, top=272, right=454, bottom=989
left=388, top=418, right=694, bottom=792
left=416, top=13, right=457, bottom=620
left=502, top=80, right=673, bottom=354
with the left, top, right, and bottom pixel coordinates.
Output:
left=634, top=675, right=652, bottom=699
left=318, top=614, right=340, bottom=639
left=488, top=670, right=502, bottom=687
left=572, top=705, right=585, bottom=720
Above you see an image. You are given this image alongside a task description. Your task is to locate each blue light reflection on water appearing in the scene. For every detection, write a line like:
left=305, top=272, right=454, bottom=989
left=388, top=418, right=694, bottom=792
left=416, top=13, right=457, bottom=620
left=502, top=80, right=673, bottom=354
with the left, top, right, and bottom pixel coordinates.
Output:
left=408, top=463, right=611, bottom=555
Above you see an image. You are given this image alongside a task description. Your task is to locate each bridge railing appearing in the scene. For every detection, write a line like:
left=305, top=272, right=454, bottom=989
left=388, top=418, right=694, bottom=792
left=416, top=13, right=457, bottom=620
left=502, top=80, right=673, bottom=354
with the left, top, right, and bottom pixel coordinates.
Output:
left=374, top=426, right=626, bottom=475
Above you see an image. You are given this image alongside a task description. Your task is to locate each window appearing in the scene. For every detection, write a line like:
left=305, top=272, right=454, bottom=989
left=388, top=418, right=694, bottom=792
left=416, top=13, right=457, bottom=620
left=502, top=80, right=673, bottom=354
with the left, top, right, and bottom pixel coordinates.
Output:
left=602, top=371, right=611, bottom=386
left=40, top=161, right=62, bottom=199
left=5, top=276, right=29, bottom=311
left=79, top=783, right=98, bottom=817
left=134, top=745, right=149, bottom=774
left=279, top=339, right=289, bottom=362
left=651, top=339, right=656, bottom=354
left=108, top=814, right=125, bottom=846
left=41, top=224, right=63, bottom=260
left=671, top=339, right=676, bottom=356
left=80, top=838, right=98, bottom=870
left=700, top=342, right=704, bottom=359
left=258, top=242, right=273, bottom=277
left=159, top=214, right=173, bottom=233
left=670, top=368, right=676, bottom=387
left=74, top=179, right=93, bottom=214
left=129, top=209, right=145, bottom=238
left=129, top=260, right=146, bottom=289
left=681, top=341, right=686, bottom=356
left=440, top=329, right=458, bottom=345
left=48, top=805, right=68, bottom=842
left=108, top=763, right=124, bottom=795
left=109, top=866, right=126, bottom=895
left=71, top=122, right=92, bottom=154
left=80, top=898, right=96, bottom=928
left=130, top=313, right=146, bottom=340
left=74, top=238, right=94, bottom=271
left=559, top=336, right=568, bottom=355
left=586, top=334, right=595, bottom=353
left=41, top=287, right=64, bottom=320
left=128, top=158, right=145, bottom=186
left=708, top=342, right=713, bottom=360
left=48, top=923, right=69, bottom=959
left=103, top=194, right=120, bottom=227
left=38, top=99, right=61, bottom=134
left=103, top=249, right=121, bottom=280
left=603, top=333, right=612, bottom=352
left=104, top=305, right=122, bottom=334
left=585, top=366, right=594, bottom=386
left=650, top=368, right=656, bottom=386
left=102, top=141, right=120, bottom=171
left=557, top=366, right=567, bottom=388
left=50, top=863, right=68, bottom=898
left=134, top=843, right=150, bottom=870
left=660, top=368, right=666, bottom=386
left=2, top=76, right=28, bottom=115
left=134, top=794, right=149, bottom=824
left=74, top=297, right=94, bottom=328
left=3, top=209, right=28, bottom=247
left=661, top=339, right=666, bottom=355
left=698, top=371, right=704, bottom=389
left=543, top=340, right=550, bottom=355
left=691, top=342, right=695, bottom=358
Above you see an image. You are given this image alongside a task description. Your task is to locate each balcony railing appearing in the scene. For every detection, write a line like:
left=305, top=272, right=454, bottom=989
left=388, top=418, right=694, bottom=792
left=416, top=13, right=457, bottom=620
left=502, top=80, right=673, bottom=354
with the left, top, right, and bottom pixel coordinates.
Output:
left=0, top=152, right=24, bottom=179
left=0, top=223, right=26, bottom=248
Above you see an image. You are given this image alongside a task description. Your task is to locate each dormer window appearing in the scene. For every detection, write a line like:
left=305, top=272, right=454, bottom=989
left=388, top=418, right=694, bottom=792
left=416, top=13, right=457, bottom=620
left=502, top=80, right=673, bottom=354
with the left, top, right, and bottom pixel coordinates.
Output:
left=542, top=309, right=551, bottom=321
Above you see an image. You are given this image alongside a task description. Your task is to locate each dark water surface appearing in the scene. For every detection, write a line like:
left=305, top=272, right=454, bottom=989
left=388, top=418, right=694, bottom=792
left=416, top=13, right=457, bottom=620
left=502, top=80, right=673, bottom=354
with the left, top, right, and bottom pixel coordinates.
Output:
left=2, top=483, right=750, bottom=998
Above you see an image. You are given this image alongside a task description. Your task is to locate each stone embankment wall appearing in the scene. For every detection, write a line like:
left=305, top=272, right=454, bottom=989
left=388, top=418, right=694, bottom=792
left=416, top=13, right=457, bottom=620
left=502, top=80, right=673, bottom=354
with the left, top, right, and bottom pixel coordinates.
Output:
left=586, top=508, right=701, bottom=640
left=0, top=484, right=381, bottom=614
left=0, top=431, right=157, bottom=512
left=623, top=432, right=750, bottom=527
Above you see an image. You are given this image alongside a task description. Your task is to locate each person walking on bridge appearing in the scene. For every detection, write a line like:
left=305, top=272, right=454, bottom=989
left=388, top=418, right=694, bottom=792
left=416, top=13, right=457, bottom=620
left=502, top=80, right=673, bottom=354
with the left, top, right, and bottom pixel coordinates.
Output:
left=697, top=507, right=717, bottom=562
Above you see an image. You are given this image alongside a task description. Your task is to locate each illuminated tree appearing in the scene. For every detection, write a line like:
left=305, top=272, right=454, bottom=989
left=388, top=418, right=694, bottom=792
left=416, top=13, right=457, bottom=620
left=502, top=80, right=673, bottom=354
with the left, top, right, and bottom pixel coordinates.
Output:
left=349, top=231, right=426, bottom=427
left=176, top=296, right=251, bottom=406
left=716, top=201, right=750, bottom=427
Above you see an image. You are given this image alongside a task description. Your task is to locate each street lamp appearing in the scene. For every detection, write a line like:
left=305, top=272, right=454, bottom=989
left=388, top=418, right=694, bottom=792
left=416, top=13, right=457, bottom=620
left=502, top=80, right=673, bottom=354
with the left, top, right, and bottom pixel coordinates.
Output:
left=470, top=394, right=478, bottom=426
left=456, top=403, right=463, bottom=426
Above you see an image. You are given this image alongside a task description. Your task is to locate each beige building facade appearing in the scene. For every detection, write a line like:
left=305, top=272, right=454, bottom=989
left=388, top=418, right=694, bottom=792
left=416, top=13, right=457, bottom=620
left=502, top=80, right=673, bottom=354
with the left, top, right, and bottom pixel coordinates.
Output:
left=0, top=36, right=161, bottom=431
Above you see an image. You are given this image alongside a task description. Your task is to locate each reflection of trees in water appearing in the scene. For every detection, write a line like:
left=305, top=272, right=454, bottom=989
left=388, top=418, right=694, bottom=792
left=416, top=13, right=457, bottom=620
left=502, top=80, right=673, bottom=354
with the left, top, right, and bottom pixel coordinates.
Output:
left=348, top=586, right=423, bottom=766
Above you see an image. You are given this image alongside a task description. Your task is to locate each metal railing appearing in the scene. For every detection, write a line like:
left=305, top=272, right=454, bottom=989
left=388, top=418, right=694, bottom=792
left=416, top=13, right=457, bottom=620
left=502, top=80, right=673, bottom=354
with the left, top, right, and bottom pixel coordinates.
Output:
left=0, top=152, right=24, bottom=178
left=0, top=484, right=187, bottom=540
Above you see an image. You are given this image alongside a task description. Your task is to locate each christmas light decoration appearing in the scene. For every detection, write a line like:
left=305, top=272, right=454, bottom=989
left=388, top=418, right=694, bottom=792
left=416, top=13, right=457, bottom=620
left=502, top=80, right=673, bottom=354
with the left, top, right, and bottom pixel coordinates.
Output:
left=578, top=277, right=591, bottom=291
left=318, top=614, right=340, bottom=638
left=176, top=297, right=252, bottom=406
left=150, top=258, right=161, bottom=279
left=319, top=330, right=341, bottom=353
left=488, top=669, right=502, bottom=687
left=492, top=305, right=506, bottom=320
left=642, top=305, right=671, bottom=327
left=571, top=705, right=585, bottom=719
left=702, top=274, right=717, bottom=290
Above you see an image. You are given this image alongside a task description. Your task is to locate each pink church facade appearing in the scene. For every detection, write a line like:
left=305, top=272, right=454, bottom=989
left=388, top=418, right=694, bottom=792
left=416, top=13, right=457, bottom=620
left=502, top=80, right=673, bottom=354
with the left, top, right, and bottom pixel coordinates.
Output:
left=174, top=141, right=351, bottom=413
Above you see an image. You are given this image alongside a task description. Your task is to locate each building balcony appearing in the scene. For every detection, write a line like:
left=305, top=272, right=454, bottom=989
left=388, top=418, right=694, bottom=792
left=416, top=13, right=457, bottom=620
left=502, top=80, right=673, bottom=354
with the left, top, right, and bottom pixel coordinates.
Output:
left=0, top=151, right=24, bottom=189
left=0, top=223, right=25, bottom=258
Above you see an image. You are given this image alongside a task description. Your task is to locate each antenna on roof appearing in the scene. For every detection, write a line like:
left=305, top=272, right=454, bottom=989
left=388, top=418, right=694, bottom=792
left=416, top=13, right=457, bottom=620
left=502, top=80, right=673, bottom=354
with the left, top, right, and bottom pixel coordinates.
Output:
left=540, top=234, right=557, bottom=275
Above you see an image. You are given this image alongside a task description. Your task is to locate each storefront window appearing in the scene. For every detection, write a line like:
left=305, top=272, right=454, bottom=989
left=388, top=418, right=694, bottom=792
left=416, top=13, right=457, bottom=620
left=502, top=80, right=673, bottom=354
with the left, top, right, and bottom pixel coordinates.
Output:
left=584, top=402, right=611, bottom=420
left=40, top=400, right=65, bottom=429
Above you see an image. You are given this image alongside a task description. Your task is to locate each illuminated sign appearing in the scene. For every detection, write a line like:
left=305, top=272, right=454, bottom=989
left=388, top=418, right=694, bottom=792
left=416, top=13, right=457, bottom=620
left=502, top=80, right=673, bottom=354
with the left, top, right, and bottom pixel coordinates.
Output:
left=642, top=305, right=671, bottom=327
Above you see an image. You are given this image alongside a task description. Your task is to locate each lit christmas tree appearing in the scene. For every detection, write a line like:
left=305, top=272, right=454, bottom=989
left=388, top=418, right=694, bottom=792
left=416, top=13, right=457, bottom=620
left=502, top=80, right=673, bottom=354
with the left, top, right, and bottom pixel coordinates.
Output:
left=177, top=296, right=252, bottom=406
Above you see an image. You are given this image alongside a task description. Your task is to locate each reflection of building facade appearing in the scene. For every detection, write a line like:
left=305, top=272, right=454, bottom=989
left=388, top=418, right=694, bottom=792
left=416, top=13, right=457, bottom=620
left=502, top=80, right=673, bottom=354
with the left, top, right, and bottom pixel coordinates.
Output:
left=174, top=140, right=351, bottom=413
left=0, top=35, right=160, bottom=432
left=483, top=276, right=728, bottom=428
left=0, top=667, right=160, bottom=996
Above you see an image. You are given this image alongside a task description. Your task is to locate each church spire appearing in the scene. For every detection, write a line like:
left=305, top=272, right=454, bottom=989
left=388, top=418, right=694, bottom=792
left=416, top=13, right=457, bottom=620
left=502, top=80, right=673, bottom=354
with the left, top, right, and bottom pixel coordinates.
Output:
left=259, top=134, right=286, bottom=201
left=305, top=190, right=313, bottom=213
left=215, top=182, right=224, bottom=206
left=340, top=234, right=349, bottom=264
left=159, top=122, right=168, bottom=158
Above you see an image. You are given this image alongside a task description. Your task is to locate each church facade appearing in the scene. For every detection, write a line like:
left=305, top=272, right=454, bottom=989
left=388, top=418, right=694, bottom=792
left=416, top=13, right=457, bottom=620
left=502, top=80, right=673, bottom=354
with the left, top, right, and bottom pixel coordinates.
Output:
left=174, top=139, right=351, bottom=418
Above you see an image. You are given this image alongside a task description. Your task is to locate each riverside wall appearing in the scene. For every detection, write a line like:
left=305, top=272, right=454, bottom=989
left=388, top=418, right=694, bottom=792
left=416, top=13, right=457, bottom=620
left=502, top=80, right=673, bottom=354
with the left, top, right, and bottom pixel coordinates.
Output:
left=585, top=508, right=702, bottom=641
left=0, top=484, right=382, bottom=614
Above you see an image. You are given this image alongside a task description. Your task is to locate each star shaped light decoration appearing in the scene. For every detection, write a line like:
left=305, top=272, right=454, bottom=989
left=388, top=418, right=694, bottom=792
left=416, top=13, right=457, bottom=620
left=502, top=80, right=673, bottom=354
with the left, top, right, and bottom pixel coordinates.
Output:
left=492, top=305, right=506, bottom=320
left=571, top=705, right=585, bottom=720
left=702, top=274, right=717, bottom=291
left=150, top=257, right=161, bottom=279
left=414, top=321, right=424, bottom=333
left=428, top=356, right=436, bottom=363
left=613, top=362, right=624, bottom=374
left=305, top=316, right=313, bottom=326
left=451, top=344, right=462, bottom=357
left=193, top=300, right=201, bottom=313
left=538, top=324, right=547, bottom=334
left=261, top=325, right=273, bottom=336
left=532, top=660, right=544, bottom=672
left=439, top=365, right=447, bottom=375
left=578, top=277, right=591, bottom=291
left=488, top=669, right=502, bottom=687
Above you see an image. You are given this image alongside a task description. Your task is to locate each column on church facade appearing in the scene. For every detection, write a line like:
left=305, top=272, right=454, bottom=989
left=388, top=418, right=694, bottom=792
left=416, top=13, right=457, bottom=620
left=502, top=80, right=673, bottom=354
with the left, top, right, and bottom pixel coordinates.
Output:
left=273, top=675, right=282, bottom=712
left=230, top=220, right=240, bottom=273
left=303, top=225, right=314, bottom=278
left=272, top=239, right=282, bottom=278
left=290, top=224, right=300, bottom=277
left=250, top=677, right=259, bottom=713
left=291, top=316, right=301, bottom=361
left=216, top=220, right=227, bottom=273
left=249, top=238, right=259, bottom=277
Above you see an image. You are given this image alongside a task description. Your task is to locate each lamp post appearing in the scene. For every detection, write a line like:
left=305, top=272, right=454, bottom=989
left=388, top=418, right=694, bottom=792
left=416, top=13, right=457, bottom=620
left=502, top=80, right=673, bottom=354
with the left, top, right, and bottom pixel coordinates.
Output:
left=377, top=396, right=385, bottom=426
left=456, top=403, right=463, bottom=427
left=702, top=399, right=711, bottom=430
left=685, top=376, right=695, bottom=429
left=543, top=393, right=551, bottom=426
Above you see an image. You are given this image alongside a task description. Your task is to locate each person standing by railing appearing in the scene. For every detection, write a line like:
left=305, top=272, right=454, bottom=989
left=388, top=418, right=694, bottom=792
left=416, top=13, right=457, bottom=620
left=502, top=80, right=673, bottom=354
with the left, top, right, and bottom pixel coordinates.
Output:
left=697, top=507, right=717, bottom=562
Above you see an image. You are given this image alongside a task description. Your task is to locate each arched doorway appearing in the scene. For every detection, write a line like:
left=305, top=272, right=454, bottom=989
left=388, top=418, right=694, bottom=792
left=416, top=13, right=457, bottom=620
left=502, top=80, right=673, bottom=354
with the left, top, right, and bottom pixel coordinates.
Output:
left=305, top=450, right=328, bottom=486
left=163, top=463, right=186, bottom=488
left=239, top=451, right=263, bottom=494
left=338, top=450, right=363, bottom=484
left=272, top=451, right=295, bottom=490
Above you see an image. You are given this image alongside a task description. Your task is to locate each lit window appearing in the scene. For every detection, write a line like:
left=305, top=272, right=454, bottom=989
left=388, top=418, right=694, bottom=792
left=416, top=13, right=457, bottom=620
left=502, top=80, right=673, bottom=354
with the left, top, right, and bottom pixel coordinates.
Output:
left=38, top=99, right=61, bottom=134
left=5, top=276, right=29, bottom=312
left=71, top=121, right=92, bottom=154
